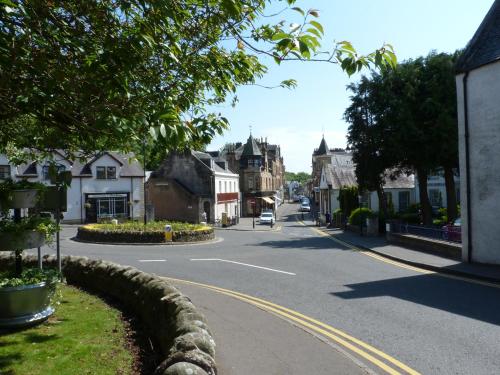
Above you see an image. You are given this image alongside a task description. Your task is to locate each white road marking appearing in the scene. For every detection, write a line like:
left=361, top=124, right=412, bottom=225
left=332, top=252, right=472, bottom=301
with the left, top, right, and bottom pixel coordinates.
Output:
left=138, top=259, right=167, bottom=262
left=190, top=258, right=296, bottom=275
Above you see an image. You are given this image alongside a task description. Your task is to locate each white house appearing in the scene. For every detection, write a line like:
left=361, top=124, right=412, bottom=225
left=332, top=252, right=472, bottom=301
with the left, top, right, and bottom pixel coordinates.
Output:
left=455, top=0, right=500, bottom=264
left=318, top=151, right=416, bottom=215
left=0, top=151, right=144, bottom=223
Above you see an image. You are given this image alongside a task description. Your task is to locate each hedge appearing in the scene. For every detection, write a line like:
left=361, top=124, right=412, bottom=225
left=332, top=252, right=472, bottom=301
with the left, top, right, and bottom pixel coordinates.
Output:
left=348, top=207, right=375, bottom=226
left=76, top=224, right=214, bottom=244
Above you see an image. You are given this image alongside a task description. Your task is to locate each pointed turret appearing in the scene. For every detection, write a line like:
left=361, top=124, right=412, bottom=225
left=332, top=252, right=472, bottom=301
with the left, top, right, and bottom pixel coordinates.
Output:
left=241, top=134, right=262, bottom=157
left=314, top=136, right=331, bottom=156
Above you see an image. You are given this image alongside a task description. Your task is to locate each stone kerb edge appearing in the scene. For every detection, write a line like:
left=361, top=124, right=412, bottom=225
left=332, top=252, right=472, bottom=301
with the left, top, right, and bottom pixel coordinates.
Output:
left=0, top=254, right=217, bottom=375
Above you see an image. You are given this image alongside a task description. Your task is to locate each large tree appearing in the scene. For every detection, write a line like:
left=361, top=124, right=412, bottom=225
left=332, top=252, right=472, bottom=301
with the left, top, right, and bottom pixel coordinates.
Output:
left=345, top=51, right=460, bottom=225
left=0, top=0, right=396, bottom=162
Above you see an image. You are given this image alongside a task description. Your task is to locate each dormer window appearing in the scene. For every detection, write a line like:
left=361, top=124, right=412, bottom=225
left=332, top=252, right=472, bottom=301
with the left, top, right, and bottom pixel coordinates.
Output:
left=42, top=164, right=65, bottom=180
left=96, top=166, right=117, bottom=180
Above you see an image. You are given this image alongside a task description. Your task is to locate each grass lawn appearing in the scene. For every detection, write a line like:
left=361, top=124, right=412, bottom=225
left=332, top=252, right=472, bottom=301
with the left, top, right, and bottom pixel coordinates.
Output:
left=0, top=284, right=135, bottom=375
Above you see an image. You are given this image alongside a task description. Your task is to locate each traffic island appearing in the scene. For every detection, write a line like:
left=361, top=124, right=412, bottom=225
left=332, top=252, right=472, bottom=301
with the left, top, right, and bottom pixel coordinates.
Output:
left=76, top=221, right=214, bottom=244
left=0, top=254, right=218, bottom=375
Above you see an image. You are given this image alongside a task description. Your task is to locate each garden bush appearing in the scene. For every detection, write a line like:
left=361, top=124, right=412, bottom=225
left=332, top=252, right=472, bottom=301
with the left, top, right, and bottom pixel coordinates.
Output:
left=348, top=207, right=375, bottom=226
left=76, top=221, right=214, bottom=243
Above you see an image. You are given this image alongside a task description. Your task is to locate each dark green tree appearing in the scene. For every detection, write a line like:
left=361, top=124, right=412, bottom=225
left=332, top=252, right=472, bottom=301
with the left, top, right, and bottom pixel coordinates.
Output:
left=420, top=51, right=460, bottom=222
left=338, top=186, right=359, bottom=217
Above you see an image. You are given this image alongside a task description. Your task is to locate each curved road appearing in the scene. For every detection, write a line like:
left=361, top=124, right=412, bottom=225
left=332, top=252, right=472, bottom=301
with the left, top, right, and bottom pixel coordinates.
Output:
left=50, top=203, right=500, bottom=374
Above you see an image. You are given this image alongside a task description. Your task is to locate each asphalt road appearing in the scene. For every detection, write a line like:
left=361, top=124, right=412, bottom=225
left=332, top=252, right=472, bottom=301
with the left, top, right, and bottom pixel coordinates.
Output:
left=41, top=203, right=500, bottom=375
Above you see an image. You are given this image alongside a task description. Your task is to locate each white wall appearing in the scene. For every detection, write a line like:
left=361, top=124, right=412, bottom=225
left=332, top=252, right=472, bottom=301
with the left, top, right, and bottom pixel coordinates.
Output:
left=0, top=153, right=144, bottom=223
left=456, top=62, right=500, bottom=265
left=369, top=189, right=415, bottom=213
left=214, top=172, right=240, bottom=221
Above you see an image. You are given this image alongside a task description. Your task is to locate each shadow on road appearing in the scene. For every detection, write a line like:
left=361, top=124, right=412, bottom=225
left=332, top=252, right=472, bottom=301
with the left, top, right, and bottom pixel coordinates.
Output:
left=253, top=238, right=348, bottom=250
left=332, top=273, right=500, bottom=325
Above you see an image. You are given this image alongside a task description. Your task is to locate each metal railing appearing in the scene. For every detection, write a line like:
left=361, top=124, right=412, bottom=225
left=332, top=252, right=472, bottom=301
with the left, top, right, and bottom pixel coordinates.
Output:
left=391, top=222, right=461, bottom=243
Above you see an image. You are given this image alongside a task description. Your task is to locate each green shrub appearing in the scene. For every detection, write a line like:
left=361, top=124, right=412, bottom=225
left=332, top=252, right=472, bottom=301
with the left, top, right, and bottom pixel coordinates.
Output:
left=348, top=207, right=375, bottom=225
left=0, top=268, right=60, bottom=288
left=338, top=186, right=359, bottom=217
left=400, top=213, right=420, bottom=224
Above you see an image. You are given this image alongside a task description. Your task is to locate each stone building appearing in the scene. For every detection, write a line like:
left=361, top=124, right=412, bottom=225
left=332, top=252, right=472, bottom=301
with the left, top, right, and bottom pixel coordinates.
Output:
left=455, top=0, right=500, bottom=264
left=222, top=135, right=285, bottom=216
left=147, top=150, right=240, bottom=223
left=311, top=136, right=338, bottom=204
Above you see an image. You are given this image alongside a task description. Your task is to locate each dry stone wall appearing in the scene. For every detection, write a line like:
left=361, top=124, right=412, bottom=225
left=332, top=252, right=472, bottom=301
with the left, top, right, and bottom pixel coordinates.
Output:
left=0, top=254, right=217, bottom=375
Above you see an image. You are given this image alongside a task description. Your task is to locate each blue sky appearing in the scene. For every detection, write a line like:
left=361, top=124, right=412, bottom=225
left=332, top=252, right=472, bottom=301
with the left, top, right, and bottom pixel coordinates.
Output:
left=208, top=0, right=494, bottom=173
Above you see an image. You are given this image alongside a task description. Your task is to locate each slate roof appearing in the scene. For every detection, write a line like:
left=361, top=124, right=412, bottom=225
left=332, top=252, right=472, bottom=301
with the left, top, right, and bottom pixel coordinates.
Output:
left=456, top=0, right=500, bottom=72
left=322, top=153, right=415, bottom=190
left=383, top=172, right=415, bottom=189
left=15, top=151, right=144, bottom=177
left=241, top=135, right=262, bottom=157
left=313, top=137, right=331, bottom=156
left=192, top=151, right=236, bottom=174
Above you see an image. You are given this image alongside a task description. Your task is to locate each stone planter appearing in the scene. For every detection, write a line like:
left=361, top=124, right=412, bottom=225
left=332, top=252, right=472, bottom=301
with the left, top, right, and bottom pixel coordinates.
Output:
left=0, top=282, right=55, bottom=328
left=10, top=189, right=39, bottom=209
left=0, top=231, right=45, bottom=251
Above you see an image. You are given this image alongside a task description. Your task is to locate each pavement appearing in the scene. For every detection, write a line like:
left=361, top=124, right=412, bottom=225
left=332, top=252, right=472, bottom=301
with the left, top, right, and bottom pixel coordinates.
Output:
left=169, top=281, right=368, bottom=375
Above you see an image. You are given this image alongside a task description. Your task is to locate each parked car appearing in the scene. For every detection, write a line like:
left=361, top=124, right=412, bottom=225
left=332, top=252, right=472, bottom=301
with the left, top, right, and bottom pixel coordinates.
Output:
left=442, top=218, right=461, bottom=242
left=300, top=202, right=311, bottom=212
left=301, top=197, right=310, bottom=205
left=259, top=212, right=275, bottom=225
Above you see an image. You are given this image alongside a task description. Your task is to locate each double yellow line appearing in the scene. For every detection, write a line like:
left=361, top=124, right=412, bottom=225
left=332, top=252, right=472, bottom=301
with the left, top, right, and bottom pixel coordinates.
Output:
left=164, top=276, right=420, bottom=375
left=311, top=227, right=500, bottom=289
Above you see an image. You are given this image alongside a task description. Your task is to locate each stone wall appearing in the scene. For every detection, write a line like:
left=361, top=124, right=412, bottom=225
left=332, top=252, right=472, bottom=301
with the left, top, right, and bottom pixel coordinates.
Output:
left=0, top=254, right=217, bottom=375
left=387, top=232, right=461, bottom=260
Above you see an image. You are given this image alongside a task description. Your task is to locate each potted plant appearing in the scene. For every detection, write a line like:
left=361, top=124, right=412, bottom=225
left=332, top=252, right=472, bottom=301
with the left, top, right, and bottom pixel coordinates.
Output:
left=0, top=267, right=59, bottom=328
left=0, top=179, right=46, bottom=210
left=0, top=179, right=59, bottom=328
left=0, top=215, right=59, bottom=328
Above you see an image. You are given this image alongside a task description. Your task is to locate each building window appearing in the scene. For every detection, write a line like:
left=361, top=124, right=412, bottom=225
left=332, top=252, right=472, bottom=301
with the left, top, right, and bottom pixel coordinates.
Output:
left=248, top=178, right=253, bottom=189
left=96, top=166, right=117, bottom=179
left=42, top=164, right=66, bottom=180
left=429, top=189, right=442, bottom=207
left=224, top=181, right=227, bottom=193
left=96, top=196, right=128, bottom=218
left=107, top=166, right=116, bottom=179
left=0, top=165, right=10, bottom=179
left=398, top=191, right=410, bottom=212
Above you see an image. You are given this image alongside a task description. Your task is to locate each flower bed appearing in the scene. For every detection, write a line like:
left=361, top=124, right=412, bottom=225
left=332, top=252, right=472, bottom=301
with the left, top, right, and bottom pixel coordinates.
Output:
left=76, top=221, right=214, bottom=243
